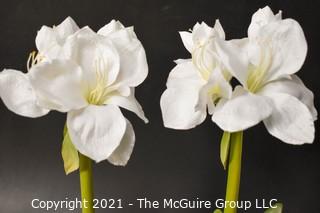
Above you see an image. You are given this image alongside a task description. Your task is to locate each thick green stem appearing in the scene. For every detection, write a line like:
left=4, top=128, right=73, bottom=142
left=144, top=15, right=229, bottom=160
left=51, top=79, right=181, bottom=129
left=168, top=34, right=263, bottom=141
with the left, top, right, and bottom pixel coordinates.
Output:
left=79, top=153, right=95, bottom=213
left=224, top=131, right=243, bottom=213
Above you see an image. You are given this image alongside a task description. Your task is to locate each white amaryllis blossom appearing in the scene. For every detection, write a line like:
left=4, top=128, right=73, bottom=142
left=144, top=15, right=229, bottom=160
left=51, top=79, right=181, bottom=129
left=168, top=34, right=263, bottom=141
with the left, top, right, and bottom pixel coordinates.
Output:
left=212, top=6, right=317, bottom=144
left=0, top=19, right=148, bottom=166
left=160, top=20, right=232, bottom=129
left=0, top=17, right=79, bottom=118
left=27, top=21, right=148, bottom=164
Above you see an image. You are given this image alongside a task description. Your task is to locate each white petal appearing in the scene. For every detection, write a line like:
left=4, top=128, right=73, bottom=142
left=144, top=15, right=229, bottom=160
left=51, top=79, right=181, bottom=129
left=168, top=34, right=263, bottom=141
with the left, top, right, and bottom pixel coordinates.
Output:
left=108, top=119, right=135, bottom=166
left=67, top=105, right=127, bottom=162
left=215, top=38, right=250, bottom=86
left=55, top=17, right=79, bottom=40
left=174, top=58, right=191, bottom=64
left=258, top=75, right=317, bottom=120
left=166, top=61, right=204, bottom=89
left=36, top=26, right=62, bottom=59
left=29, top=60, right=88, bottom=112
left=209, top=68, right=232, bottom=99
left=107, top=89, right=148, bottom=123
left=192, top=22, right=214, bottom=43
left=179, top=31, right=193, bottom=52
left=263, top=93, right=315, bottom=144
left=207, top=96, right=215, bottom=115
left=97, top=20, right=125, bottom=36
left=257, top=19, right=307, bottom=81
left=64, top=27, right=121, bottom=88
left=202, top=68, right=232, bottom=115
left=248, top=6, right=280, bottom=38
left=212, top=86, right=273, bottom=132
left=213, top=19, right=225, bottom=40
left=192, top=39, right=219, bottom=76
left=0, top=69, right=49, bottom=117
left=107, top=27, right=148, bottom=88
left=36, top=17, right=79, bottom=59
left=160, top=87, right=206, bottom=130
left=275, top=10, right=283, bottom=20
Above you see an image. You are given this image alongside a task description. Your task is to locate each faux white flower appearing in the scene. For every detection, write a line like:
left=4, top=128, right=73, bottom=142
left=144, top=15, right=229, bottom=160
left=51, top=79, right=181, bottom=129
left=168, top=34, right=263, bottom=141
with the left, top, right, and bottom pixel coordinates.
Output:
left=0, top=17, right=79, bottom=118
left=212, top=6, right=317, bottom=144
left=160, top=20, right=232, bottom=129
left=28, top=21, right=148, bottom=164
left=0, top=19, right=148, bottom=168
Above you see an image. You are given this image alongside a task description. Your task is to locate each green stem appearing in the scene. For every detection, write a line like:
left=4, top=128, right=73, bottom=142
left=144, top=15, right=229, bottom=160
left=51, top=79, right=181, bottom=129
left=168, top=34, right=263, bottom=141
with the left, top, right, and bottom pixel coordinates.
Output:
left=79, top=153, right=95, bottom=213
left=224, top=131, right=243, bottom=213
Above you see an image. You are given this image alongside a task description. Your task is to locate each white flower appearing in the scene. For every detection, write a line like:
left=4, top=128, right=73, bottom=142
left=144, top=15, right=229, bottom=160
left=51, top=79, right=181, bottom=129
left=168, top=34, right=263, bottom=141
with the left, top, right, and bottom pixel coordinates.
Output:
left=28, top=21, right=148, bottom=164
left=0, top=17, right=79, bottom=118
left=160, top=21, right=232, bottom=129
left=212, top=6, right=317, bottom=144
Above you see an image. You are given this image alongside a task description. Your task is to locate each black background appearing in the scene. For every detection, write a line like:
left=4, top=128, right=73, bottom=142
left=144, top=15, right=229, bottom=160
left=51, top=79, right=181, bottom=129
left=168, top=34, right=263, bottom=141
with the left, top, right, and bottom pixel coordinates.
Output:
left=0, top=0, right=319, bottom=212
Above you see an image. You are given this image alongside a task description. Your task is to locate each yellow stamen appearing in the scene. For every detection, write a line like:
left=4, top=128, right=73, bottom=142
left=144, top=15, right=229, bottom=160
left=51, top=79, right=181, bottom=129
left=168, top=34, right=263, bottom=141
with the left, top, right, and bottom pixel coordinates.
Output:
left=27, top=51, right=44, bottom=71
left=192, top=43, right=214, bottom=81
left=247, top=44, right=272, bottom=93
left=87, top=58, right=114, bottom=105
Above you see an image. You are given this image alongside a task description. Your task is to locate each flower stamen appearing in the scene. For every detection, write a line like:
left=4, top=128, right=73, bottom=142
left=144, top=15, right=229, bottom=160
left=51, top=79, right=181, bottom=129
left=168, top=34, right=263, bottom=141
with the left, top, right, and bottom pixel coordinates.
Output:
left=27, top=51, right=44, bottom=71
left=192, top=41, right=215, bottom=81
left=247, top=43, right=272, bottom=93
left=87, top=58, right=113, bottom=105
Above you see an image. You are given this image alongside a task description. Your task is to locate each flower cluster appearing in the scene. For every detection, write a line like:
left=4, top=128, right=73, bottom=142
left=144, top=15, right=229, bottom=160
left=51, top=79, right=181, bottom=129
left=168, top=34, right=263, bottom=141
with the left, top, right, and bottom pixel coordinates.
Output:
left=0, top=17, right=149, bottom=171
left=161, top=6, right=317, bottom=144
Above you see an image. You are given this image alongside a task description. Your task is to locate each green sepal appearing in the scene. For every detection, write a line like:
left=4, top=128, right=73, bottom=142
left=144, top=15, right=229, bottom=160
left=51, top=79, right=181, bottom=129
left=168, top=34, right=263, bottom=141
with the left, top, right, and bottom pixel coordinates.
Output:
left=264, top=203, right=283, bottom=213
left=220, top=131, right=231, bottom=170
left=63, top=123, right=67, bottom=136
left=62, top=126, right=79, bottom=175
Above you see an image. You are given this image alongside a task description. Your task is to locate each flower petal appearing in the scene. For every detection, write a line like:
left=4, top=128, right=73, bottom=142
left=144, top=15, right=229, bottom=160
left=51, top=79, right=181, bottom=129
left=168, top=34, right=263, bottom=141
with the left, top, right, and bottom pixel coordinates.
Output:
left=213, top=19, right=225, bottom=40
left=36, top=17, right=79, bottom=59
left=215, top=38, right=250, bottom=86
left=107, top=27, right=148, bottom=88
left=64, top=27, right=121, bottom=88
left=179, top=31, right=193, bottom=52
left=166, top=61, right=204, bottom=89
left=192, top=22, right=214, bottom=43
left=108, top=119, right=135, bottom=166
left=201, top=67, right=232, bottom=115
left=67, top=104, right=127, bottom=162
left=258, top=75, right=317, bottom=120
left=97, top=20, right=125, bottom=36
left=35, top=26, right=62, bottom=59
left=208, top=67, right=232, bottom=99
left=212, top=86, right=273, bottom=132
left=160, top=86, right=206, bottom=130
left=161, top=61, right=206, bottom=129
left=0, top=69, right=49, bottom=117
left=107, top=88, right=148, bottom=123
left=263, top=93, right=315, bottom=144
left=29, top=60, right=88, bottom=112
left=248, top=6, right=282, bottom=38
left=55, top=17, right=79, bottom=41
left=256, top=19, right=307, bottom=81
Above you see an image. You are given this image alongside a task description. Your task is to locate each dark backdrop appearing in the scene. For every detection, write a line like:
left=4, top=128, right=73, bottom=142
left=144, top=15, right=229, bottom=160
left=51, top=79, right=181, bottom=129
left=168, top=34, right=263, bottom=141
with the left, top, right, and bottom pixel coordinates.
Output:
left=0, top=0, right=319, bottom=212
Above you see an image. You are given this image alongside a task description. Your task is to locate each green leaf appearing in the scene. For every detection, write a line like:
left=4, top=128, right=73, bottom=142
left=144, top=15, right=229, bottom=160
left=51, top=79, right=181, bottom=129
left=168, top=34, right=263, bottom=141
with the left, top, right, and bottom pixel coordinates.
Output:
left=264, top=203, right=283, bottom=213
left=213, top=209, right=223, bottom=213
left=63, top=124, right=67, bottom=136
left=220, top=131, right=231, bottom=170
left=62, top=129, right=79, bottom=175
